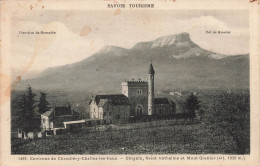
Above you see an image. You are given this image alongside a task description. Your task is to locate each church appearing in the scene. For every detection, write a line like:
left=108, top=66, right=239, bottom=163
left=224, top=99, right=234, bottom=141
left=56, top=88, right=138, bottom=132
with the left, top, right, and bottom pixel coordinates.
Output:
left=89, top=63, right=176, bottom=124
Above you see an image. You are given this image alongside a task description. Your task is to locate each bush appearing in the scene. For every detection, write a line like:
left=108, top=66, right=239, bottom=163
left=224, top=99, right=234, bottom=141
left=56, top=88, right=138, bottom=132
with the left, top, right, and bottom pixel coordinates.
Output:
left=202, top=91, right=250, bottom=154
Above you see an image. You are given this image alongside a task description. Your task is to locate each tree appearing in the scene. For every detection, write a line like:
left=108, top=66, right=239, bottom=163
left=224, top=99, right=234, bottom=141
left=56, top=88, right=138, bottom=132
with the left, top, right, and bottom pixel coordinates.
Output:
left=26, top=85, right=38, bottom=130
left=15, top=93, right=28, bottom=129
left=15, top=85, right=38, bottom=132
left=203, top=91, right=250, bottom=154
left=26, top=85, right=36, bottom=113
left=185, top=92, right=200, bottom=119
left=38, top=92, right=49, bottom=114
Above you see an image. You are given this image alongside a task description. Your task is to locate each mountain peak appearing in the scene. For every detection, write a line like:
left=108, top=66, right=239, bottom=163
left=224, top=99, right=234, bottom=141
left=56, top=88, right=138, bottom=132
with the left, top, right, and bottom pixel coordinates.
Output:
left=100, top=45, right=116, bottom=53
left=175, top=32, right=190, bottom=42
left=156, top=32, right=190, bottom=41
left=96, top=45, right=128, bottom=58
left=133, top=32, right=192, bottom=49
left=153, top=32, right=191, bottom=47
left=100, top=45, right=126, bottom=53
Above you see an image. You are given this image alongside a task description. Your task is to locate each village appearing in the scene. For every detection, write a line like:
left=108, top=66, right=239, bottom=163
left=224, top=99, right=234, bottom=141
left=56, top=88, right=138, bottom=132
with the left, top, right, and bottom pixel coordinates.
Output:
left=14, top=63, right=198, bottom=139
left=10, top=60, right=249, bottom=155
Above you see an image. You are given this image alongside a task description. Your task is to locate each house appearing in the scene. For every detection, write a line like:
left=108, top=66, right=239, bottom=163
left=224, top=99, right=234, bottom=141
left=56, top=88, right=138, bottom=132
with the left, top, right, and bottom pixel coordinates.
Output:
left=153, top=98, right=175, bottom=115
left=89, top=63, right=176, bottom=123
left=41, top=105, right=80, bottom=135
left=89, top=94, right=131, bottom=124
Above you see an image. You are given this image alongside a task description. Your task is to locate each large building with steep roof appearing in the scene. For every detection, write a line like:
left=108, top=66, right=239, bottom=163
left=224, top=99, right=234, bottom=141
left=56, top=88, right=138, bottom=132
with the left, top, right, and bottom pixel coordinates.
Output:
left=89, top=94, right=131, bottom=124
left=89, top=63, right=176, bottom=124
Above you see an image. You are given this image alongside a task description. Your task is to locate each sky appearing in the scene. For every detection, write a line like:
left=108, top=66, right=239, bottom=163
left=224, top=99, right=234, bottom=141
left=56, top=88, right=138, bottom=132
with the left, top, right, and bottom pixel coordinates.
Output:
left=11, top=9, right=249, bottom=79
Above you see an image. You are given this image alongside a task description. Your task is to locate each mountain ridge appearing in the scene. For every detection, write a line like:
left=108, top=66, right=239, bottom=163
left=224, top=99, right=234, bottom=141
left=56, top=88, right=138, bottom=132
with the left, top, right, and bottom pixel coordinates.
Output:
left=17, top=32, right=249, bottom=92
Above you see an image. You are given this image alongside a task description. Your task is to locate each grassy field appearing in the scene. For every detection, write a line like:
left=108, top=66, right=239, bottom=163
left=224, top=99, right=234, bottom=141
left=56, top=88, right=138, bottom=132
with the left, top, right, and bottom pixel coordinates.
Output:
left=11, top=88, right=250, bottom=155
left=11, top=120, right=239, bottom=155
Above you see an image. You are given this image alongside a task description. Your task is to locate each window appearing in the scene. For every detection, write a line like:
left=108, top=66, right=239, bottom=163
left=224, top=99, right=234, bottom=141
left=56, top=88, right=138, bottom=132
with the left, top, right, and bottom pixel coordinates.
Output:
left=104, top=112, right=106, bottom=116
left=109, top=112, right=112, bottom=116
left=136, top=105, right=143, bottom=116
left=137, top=90, right=142, bottom=95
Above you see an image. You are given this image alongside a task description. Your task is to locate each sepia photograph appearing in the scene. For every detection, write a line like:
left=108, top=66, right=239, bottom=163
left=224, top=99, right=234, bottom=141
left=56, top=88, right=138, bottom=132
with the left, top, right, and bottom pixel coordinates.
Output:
left=10, top=9, right=250, bottom=155
left=0, top=0, right=259, bottom=165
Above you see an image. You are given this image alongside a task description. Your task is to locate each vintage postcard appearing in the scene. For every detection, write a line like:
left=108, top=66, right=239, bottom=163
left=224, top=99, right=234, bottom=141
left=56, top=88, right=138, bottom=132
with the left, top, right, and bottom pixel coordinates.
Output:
left=0, top=0, right=259, bottom=165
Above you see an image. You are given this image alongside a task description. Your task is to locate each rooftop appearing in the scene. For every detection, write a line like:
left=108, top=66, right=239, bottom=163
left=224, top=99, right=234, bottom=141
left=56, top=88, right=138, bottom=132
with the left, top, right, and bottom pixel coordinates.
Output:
left=41, top=106, right=76, bottom=117
left=148, top=63, right=155, bottom=74
left=54, top=106, right=72, bottom=116
left=42, top=108, right=54, bottom=117
left=93, top=94, right=131, bottom=106
left=154, top=98, right=171, bottom=105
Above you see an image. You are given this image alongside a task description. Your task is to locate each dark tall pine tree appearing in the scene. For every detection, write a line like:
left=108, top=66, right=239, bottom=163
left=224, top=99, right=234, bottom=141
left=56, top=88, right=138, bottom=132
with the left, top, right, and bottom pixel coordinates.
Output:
left=26, top=85, right=38, bottom=131
left=38, top=92, right=49, bottom=114
left=185, top=92, right=200, bottom=118
left=15, top=93, right=28, bottom=130
left=15, top=85, right=39, bottom=132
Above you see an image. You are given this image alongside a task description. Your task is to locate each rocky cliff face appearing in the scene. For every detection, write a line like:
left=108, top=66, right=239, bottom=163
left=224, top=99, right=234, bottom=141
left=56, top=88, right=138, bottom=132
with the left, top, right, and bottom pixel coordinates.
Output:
left=133, top=32, right=196, bottom=49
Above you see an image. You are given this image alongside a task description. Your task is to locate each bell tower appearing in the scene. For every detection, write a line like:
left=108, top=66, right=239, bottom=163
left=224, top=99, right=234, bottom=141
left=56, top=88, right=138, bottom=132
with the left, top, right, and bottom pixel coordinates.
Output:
left=148, top=63, right=155, bottom=115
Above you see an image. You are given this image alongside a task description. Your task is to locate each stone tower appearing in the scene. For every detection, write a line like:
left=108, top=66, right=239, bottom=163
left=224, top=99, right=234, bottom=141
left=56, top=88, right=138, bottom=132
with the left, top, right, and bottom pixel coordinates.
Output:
left=121, top=80, right=148, bottom=116
left=148, top=63, right=155, bottom=115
